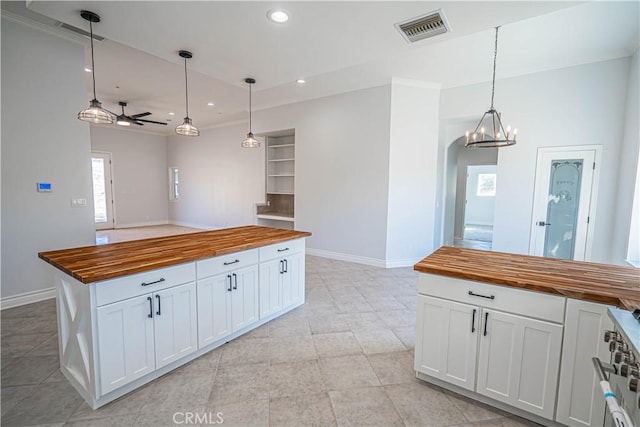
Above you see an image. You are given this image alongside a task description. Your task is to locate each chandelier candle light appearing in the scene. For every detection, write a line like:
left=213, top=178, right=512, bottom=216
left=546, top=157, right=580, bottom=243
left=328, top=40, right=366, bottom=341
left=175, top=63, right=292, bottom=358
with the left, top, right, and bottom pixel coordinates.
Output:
left=175, top=50, right=200, bottom=137
left=77, top=11, right=115, bottom=124
left=241, top=78, right=260, bottom=148
left=465, top=26, right=517, bottom=148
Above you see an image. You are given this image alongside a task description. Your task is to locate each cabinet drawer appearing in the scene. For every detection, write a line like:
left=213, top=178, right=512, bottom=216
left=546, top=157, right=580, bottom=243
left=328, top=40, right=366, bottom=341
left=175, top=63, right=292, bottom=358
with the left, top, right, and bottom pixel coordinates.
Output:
left=418, top=273, right=565, bottom=323
left=95, top=262, right=195, bottom=307
left=197, top=249, right=258, bottom=279
left=259, top=238, right=304, bottom=262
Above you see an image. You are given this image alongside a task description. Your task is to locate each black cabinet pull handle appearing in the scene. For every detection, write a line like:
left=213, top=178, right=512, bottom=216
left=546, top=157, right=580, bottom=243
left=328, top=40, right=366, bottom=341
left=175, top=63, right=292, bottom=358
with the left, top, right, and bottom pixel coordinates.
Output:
left=156, top=294, right=161, bottom=316
left=277, top=247, right=289, bottom=252
left=141, top=278, right=165, bottom=287
left=232, top=273, right=238, bottom=290
left=279, top=260, right=284, bottom=274
left=471, top=309, right=476, bottom=333
left=147, top=296, right=153, bottom=318
left=227, top=274, right=232, bottom=292
left=224, top=259, right=240, bottom=266
left=284, top=259, right=288, bottom=273
left=468, top=291, right=495, bottom=300
left=483, top=312, right=489, bottom=336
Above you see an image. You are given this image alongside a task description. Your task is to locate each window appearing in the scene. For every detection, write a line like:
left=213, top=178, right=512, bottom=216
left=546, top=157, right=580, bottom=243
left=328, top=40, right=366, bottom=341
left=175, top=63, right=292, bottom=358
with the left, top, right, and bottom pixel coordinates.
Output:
left=477, top=173, right=496, bottom=197
left=169, top=167, right=179, bottom=200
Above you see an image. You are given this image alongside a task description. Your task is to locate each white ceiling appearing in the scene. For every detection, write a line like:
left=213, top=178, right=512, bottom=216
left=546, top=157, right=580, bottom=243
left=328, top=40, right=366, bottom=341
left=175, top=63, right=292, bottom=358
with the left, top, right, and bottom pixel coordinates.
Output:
left=3, top=1, right=638, bottom=135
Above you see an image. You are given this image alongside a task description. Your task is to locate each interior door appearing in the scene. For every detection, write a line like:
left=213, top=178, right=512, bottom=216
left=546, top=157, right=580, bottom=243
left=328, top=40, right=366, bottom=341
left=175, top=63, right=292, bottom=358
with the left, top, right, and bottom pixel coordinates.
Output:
left=530, top=147, right=600, bottom=260
left=91, top=152, right=114, bottom=230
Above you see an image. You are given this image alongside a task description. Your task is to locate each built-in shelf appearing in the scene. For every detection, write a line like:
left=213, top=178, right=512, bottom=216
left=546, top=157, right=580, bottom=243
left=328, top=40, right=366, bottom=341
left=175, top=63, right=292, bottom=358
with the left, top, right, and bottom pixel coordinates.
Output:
left=268, top=158, right=294, bottom=162
left=267, top=192, right=294, bottom=195
left=269, top=144, right=295, bottom=148
left=268, top=174, right=294, bottom=177
left=258, top=132, right=295, bottom=230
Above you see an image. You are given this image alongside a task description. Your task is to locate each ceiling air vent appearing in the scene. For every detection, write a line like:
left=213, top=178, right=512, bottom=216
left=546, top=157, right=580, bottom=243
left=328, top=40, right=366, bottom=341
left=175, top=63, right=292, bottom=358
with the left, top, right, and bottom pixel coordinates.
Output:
left=395, top=9, right=450, bottom=44
left=57, top=22, right=105, bottom=41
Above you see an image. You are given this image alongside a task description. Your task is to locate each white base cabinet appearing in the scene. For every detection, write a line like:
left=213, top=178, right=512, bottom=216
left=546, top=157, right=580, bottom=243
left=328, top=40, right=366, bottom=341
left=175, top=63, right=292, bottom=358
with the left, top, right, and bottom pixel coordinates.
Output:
left=53, top=238, right=306, bottom=409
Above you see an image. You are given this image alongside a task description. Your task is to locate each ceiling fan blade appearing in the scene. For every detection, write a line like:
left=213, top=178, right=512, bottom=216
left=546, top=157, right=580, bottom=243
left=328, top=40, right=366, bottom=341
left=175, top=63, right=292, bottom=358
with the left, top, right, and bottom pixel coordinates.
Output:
left=133, top=120, right=144, bottom=126
left=136, top=119, right=168, bottom=126
left=130, top=112, right=151, bottom=118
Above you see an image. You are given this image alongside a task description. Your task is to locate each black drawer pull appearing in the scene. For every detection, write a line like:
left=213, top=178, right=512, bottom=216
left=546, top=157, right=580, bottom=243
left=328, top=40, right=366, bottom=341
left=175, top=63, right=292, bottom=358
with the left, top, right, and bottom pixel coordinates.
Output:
left=224, top=259, right=240, bottom=266
left=227, top=275, right=232, bottom=292
left=484, top=312, right=489, bottom=336
left=471, top=309, right=476, bottom=333
left=277, top=248, right=289, bottom=252
left=141, top=278, right=165, bottom=287
left=283, top=258, right=288, bottom=273
left=147, top=296, right=153, bottom=318
left=468, top=291, right=495, bottom=300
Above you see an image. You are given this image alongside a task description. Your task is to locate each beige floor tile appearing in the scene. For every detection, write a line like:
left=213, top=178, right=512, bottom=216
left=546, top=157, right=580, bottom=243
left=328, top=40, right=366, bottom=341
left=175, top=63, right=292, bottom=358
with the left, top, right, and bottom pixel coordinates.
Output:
left=392, top=326, right=416, bottom=349
left=395, top=295, right=417, bottom=311
left=1, top=381, right=84, bottom=426
left=135, top=407, right=205, bottom=427
left=313, top=331, right=363, bottom=358
left=319, top=354, right=380, bottom=391
left=329, top=386, right=404, bottom=426
left=333, top=295, right=374, bottom=314
left=1, top=384, right=37, bottom=417
left=448, top=392, right=508, bottom=422
left=269, top=336, right=317, bottom=364
left=1, top=355, right=59, bottom=386
left=268, top=359, right=326, bottom=399
left=354, top=329, right=406, bottom=355
left=219, top=337, right=270, bottom=367
left=209, top=362, right=269, bottom=405
left=270, top=392, right=337, bottom=426
left=1, top=333, right=54, bottom=358
left=206, top=398, right=269, bottom=427
left=367, top=350, right=416, bottom=385
left=65, top=414, right=139, bottom=427
left=139, top=369, right=215, bottom=414
left=384, top=382, right=468, bottom=426
left=376, top=309, right=416, bottom=329
left=26, top=334, right=60, bottom=356
left=268, top=316, right=312, bottom=338
left=308, top=315, right=351, bottom=335
left=364, top=296, right=406, bottom=311
left=338, top=312, right=388, bottom=332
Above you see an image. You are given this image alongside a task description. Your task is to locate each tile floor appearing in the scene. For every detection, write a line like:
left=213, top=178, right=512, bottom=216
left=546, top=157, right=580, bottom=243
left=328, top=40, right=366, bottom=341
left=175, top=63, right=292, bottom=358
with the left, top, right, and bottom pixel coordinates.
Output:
left=1, top=256, right=541, bottom=427
left=96, top=225, right=204, bottom=245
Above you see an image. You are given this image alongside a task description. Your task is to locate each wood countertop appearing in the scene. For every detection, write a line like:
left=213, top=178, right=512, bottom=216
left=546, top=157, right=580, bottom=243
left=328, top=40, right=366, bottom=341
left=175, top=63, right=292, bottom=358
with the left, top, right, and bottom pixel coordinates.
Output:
left=39, top=226, right=311, bottom=284
left=414, top=246, right=640, bottom=311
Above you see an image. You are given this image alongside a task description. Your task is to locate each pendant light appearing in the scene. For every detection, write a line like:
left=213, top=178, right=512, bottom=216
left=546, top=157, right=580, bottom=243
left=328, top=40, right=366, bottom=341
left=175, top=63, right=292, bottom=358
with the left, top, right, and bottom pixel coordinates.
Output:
left=175, top=50, right=199, bottom=137
left=77, top=11, right=115, bottom=124
left=241, top=78, right=260, bottom=148
left=465, top=26, right=518, bottom=148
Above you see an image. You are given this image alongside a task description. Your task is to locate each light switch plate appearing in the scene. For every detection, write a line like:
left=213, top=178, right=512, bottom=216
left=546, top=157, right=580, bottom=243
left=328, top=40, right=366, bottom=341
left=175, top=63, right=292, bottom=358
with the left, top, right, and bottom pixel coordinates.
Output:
left=71, top=198, right=87, bottom=208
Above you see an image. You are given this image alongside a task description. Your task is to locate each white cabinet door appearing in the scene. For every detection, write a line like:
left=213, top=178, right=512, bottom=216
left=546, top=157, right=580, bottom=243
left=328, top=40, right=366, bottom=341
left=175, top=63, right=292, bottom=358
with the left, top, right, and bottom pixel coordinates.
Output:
left=231, top=265, right=259, bottom=332
left=556, top=299, right=613, bottom=427
left=281, top=253, right=303, bottom=310
left=96, top=295, right=155, bottom=395
left=477, top=309, right=563, bottom=420
left=154, top=282, right=198, bottom=369
left=415, top=295, right=479, bottom=391
left=197, top=274, right=232, bottom=347
left=259, top=258, right=282, bottom=318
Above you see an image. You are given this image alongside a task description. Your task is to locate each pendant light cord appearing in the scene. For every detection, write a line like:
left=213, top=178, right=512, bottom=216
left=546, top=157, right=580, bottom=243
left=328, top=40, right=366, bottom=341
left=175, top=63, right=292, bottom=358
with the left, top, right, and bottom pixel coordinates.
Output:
left=184, top=58, right=190, bottom=118
left=490, top=26, right=500, bottom=110
left=89, top=20, right=97, bottom=101
left=248, top=82, right=252, bottom=132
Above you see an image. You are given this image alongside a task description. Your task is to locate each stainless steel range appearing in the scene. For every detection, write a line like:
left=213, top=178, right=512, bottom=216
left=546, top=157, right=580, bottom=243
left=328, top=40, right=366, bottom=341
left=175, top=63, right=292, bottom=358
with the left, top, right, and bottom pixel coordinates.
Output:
left=595, top=308, right=640, bottom=427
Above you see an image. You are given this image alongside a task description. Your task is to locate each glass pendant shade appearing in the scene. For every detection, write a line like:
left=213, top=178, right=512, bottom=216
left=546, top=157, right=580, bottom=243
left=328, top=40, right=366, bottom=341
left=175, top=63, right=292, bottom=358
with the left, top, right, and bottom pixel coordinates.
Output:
left=465, top=26, right=518, bottom=148
left=175, top=117, right=200, bottom=137
left=78, top=99, right=115, bottom=124
left=241, top=132, right=260, bottom=148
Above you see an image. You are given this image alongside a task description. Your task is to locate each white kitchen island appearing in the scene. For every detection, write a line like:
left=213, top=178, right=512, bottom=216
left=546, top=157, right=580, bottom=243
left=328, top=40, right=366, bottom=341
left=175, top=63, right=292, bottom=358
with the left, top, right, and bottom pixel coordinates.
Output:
left=38, top=226, right=310, bottom=409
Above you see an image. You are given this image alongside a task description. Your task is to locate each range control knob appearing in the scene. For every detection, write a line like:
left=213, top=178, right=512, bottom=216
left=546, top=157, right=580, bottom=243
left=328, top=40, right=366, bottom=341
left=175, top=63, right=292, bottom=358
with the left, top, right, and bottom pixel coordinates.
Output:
left=605, top=331, right=617, bottom=342
left=621, top=364, right=640, bottom=378
left=629, top=377, right=638, bottom=393
left=615, top=352, right=626, bottom=364
left=610, top=341, right=618, bottom=352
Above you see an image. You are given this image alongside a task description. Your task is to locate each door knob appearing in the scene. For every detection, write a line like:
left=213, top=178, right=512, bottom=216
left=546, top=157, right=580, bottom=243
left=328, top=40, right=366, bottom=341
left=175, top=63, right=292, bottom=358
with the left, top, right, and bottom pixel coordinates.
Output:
left=537, top=221, right=551, bottom=226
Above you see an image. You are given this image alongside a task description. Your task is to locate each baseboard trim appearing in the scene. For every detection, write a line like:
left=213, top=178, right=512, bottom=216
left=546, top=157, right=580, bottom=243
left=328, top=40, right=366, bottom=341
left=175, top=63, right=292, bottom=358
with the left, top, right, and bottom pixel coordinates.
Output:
left=1, top=288, right=56, bottom=310
left=113, top=220, right=169, bottom=229
left=306, top=248, right=386, bottom=268
left=168, top=220, right=216, bottom=230
left=385, top=258, right=422, bottom=268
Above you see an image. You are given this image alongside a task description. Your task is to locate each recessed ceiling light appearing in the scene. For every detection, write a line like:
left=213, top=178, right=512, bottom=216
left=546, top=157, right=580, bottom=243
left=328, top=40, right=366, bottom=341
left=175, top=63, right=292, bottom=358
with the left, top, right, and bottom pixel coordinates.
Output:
left=168, top=112, right=175, bottom=116
left=84, top=67, right=92, bottom=72
left=207, top=102, right=215, bottom=107
left=296, top=79, right=306, bottom=84
left=267, top=9, right=289, bottom=23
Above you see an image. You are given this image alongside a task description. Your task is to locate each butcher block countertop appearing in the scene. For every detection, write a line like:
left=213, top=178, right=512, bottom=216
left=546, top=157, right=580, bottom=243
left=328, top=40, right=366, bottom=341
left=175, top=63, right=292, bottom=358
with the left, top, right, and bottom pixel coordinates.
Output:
left=39, top=225, right=311, bottom=284
left=415, top=246, right=640, bottom=311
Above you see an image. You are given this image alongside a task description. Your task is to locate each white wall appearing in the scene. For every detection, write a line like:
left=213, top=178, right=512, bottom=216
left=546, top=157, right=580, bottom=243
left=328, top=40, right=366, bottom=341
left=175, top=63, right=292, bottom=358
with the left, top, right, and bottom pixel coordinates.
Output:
left=385, top=81, right=440, bottom=265
left=440, top=58, right=633, bottom=263
left=167, top=122, right=265, bottom=229
left=1, top=17, right=95, bottom=305
left=91, top=126, right=169, bottom=228
left=612, top=49, right=640, bottom=264
left=254, top=86, right=392, bottom=263
left=463, top=165, right=497, bottom=227
left=454, top=148, right=498, bottom=238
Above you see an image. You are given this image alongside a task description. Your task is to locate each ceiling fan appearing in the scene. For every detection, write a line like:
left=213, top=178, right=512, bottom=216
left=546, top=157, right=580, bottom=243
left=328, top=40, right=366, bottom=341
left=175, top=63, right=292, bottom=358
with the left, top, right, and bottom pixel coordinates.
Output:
left=115, top=101, right=167, bottom=127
